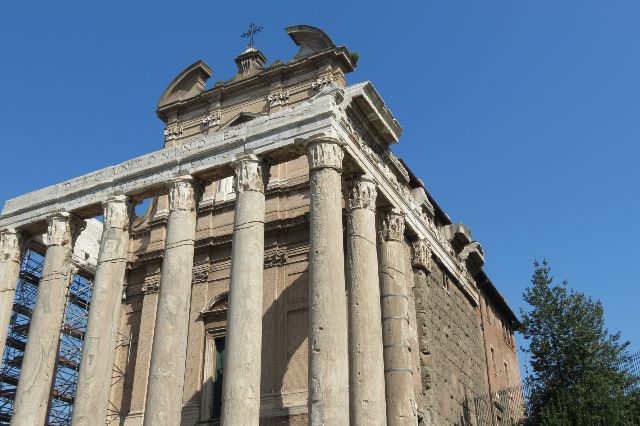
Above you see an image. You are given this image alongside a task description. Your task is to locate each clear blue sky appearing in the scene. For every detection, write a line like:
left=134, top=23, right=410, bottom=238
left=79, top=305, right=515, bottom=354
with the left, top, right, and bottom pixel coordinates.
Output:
left=1, top=1, right=638, bottom=365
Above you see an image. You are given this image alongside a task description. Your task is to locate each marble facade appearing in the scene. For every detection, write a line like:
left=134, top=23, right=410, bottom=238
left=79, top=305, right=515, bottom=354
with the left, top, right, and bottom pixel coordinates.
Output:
left=0, top=25, right=521, bottom=425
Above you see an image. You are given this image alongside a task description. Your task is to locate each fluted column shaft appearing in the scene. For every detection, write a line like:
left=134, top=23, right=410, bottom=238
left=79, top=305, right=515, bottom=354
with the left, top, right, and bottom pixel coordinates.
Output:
left=72, top=195, right=132, bottom=426
left=0, top=228, right=26, bottom=362
left=379, top=209, right=417, bottom=426
left=144, top=175, right=199, bottom=426
left=346, top=176, right=387, bottom=425
left=11, top=212, right=84, bottom=426
left=306, top=140, right=349, bottom=426
left=220, top=154, right=269, bottom=426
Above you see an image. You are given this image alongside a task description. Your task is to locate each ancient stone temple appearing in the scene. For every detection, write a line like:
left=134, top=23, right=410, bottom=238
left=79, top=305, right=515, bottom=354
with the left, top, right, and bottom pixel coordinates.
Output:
left=0, top=25, right=521, bottom=425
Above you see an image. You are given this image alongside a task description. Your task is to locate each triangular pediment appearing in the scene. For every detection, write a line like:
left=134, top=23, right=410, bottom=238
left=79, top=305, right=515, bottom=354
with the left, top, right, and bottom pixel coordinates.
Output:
left=220, top=112, right=265, bottom=130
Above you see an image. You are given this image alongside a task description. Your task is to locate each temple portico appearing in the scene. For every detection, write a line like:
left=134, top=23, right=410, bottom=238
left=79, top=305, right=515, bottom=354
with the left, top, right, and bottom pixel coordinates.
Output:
left=0, top=25, right=521, bottom=426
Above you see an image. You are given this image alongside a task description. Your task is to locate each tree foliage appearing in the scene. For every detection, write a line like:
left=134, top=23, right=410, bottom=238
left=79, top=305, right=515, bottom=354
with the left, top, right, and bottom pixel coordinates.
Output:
left=520, top=260, right=640, bottom=425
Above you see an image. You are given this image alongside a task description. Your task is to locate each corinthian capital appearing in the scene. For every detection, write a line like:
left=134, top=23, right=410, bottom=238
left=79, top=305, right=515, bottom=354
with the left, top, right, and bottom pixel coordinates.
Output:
left=103, top=195, right=133, bottom=230
left=347, top=176, right=377, bottom=211
left=378, top=208, right=405, bottom=242
left=306, top=139, right=344, bottom=172
left=0, top=228, right=27, bottom=263
left=231, top=154, right=270, bottom=194
left=46, top=212, right=85, bottom=248
left=168, top=175, right=200, bottom=212
left=412, top=238, right=432, bottom=272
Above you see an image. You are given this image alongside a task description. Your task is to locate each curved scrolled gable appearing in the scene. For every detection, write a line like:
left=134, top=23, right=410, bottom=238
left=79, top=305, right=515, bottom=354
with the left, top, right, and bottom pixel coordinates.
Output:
left=286, top=25, right=336, bottom=60
left=157, top=60, right=213, bottom=111
left=201, top=291, right=229, bottom=315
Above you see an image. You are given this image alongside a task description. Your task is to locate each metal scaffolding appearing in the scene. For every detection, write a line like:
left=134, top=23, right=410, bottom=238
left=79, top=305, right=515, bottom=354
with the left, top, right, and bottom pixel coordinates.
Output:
left=0, top=247, right=94, bottom=425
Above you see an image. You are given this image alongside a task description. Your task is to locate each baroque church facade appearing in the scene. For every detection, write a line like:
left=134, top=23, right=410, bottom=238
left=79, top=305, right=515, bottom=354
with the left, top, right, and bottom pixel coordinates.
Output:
left=0, top=25, right=520, bottom=425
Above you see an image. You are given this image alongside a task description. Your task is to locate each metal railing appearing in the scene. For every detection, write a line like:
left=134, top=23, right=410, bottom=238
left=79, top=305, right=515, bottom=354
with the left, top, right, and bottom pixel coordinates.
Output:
left=474, top=352, right=640, bottom=426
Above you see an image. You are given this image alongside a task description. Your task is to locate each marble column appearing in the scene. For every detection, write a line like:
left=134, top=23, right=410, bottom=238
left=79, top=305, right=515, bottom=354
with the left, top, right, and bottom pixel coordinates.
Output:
left=345, top=176, right=387, bottom=425
left=143, top=175, right=200, bottom=426
left=0, top=228, right=27, bottom=362
left=72, top=195, right=132, bottom=426
left=306, top=140, right=349, bottom=426
left=378, top=209, right=417, bottom=426
left=11, top=212, right=84, bottom=426
left=220, top=154, right=269, bottom=426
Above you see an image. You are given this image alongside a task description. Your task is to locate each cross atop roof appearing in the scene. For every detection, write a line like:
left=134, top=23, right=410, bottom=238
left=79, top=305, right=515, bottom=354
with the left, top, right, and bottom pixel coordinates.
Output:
left=241, top=23, right=263, bottom=48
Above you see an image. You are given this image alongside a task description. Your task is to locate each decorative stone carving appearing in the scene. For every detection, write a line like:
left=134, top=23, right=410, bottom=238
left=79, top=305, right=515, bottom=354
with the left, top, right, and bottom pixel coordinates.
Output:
left=164, top=122, right=184, bottom=141
left=378, top=209, right=405, bottom=242
left=67, top=264, right=79, bottom=281
left=192, top=270, right=209, bottom=284
left=0, top=228, right=26, bottom=263
left=268, top=89, right=290, bottom=106
left=231, top=154, right=270, bottom=194
left=312, top=74, right=334, bottom=91
left=167, top=175, right=199, bottom=211
left=412, top=239, right=433, bottom=273
left=142, top=279, right=160, bottom=295
left=103, top=195, right=132, bottom=230
left=306, top=140, right=344, bottom=172
left=264, top=251, right=287, bottom=267
left=202, top=111, right=221, bottom=131
left=45, top=212, right=84, bottom=248
left=346, top=176, right=377, bottom=211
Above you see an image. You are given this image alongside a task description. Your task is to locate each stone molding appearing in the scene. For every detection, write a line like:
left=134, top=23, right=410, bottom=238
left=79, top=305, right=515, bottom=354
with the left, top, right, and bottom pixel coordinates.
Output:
left=378, top=209, right=405, bottom=242
left=306, top=140, right=344, bottom=172
left=103, top=195, right=133, bottom=230
left=45, top=212, right=85, bottom=248
left=268, top=89, right=290, bottom=107
left=411, top=238, right=433, bottom=273
left=0, top=90, right=338, bottom=229
left=264, top=251, right=287, bottom=267
left=0, top=228, right=27, bottom=263
left=167, top=175, right=200, bottom=212
left=201, top=111, right=221, bottom=131
left=231, top=154, right=270, bottom=194
left=346, top=175, right=377, bottom=211
left=311, top=74, right=334, bottom=91
left=164, top=122, right=184, bottom=142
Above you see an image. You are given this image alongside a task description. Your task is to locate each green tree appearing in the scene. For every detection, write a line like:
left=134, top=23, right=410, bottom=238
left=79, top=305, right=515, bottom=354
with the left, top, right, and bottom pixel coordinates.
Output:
left=520, top=260, right=640, bottom=425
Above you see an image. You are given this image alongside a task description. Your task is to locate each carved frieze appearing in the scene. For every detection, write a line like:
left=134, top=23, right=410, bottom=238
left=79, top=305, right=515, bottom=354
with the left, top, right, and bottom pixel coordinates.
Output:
left=164, top=122, right=184, bottom=141
left=192, top=270, right=209, bottom=284
left=45, top=212, right=84, bottom=248
left=346, top=176, right=377, bottom=211
left=142, top=277, right=160, bottom=295
left=0, top=228, right=27, bottom=263
left=168, top=176, right=199, bottom=212
left=231, top=154, right=270, bottom=194
left=268, top=89, right=290, bottom=107
left=264, top=251, right=287, bottom=267
left=412, top=239, right=433, bottom=273
left=202, top=111, right=221, bottom=132
left=379, top=209, right=405, bottom=242
left=103, top=195, right=132, bottom=230
left=306, top=140, right=344, bottom=172
left=311, top=74, right=334, bottom=91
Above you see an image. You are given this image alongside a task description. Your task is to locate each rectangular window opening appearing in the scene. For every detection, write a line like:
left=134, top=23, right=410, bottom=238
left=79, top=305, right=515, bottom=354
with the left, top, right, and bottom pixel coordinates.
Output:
left=211, top=336, right=226, bottom=420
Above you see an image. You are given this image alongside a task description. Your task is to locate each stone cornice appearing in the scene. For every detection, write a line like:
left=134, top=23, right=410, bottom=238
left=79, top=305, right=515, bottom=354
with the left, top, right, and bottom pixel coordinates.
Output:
left=1, top=90, right=341, bottom=230
left=336, top=86, right=480, bottom=305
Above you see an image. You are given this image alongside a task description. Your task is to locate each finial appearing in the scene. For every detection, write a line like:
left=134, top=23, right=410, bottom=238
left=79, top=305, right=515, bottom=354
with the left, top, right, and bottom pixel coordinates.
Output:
left=241, top=23, right=263, bottom=48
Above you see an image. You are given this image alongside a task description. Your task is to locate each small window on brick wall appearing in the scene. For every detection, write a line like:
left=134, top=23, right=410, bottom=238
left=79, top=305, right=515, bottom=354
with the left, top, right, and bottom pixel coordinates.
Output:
left=491, top=347, right=497, bottom=375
